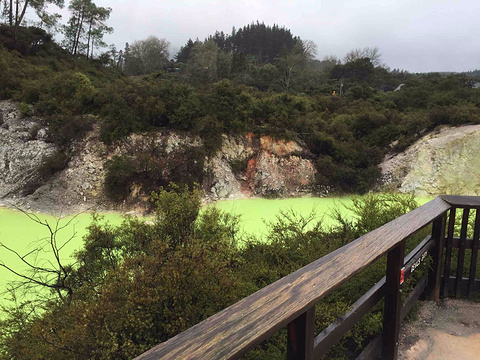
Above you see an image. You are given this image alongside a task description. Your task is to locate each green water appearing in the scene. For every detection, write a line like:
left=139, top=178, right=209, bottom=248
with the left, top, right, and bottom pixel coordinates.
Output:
left=0, top=209, right=124, bottom=307
left=212, top=196, right=355, bottom=238
left=0, top=195, right=433, bottom=309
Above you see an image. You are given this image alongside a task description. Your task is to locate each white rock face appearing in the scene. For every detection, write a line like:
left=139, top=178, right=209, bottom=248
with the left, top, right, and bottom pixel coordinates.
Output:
left=381, top=125, right=480, bottom=196
left=0, top=101, right=56, bottom=198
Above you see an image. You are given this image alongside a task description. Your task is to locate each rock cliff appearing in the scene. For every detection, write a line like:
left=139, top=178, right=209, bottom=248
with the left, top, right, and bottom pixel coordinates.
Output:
left=206, top=134, right=315, bottom=199
left=0, top=101, right=317, bottom=213
left=0, top=101, right=55, bottom=199
left=381, top=125, right=480, bottom=196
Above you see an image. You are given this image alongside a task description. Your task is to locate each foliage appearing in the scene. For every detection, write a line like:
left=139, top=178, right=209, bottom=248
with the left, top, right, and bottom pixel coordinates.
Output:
left=124, top=36, right=170, bottom=75
left=2, top=23, right=480, bottom=195
left=177, top=22, right=301, bottom=65
left=0, top=192, right=428, bottom=359
left=63, top=0, right=112, bottom=58
left=104, top=155, right=136, bottom=201
left=103, top=142, right=205, bottom=203
left=0, top=0, right=64, bottom=52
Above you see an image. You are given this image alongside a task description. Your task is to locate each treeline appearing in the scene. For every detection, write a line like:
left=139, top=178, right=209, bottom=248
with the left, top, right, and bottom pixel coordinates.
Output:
left=176, top=22, right=301, bottom=64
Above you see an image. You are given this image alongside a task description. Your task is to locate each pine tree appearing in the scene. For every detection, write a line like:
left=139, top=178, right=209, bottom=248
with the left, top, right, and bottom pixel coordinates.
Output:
left=63, top=0, right=112, bottom=57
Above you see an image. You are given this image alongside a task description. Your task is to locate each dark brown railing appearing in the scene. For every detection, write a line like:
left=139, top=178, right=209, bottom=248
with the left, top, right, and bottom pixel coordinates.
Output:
left=134, top=195, right=480, bottom=360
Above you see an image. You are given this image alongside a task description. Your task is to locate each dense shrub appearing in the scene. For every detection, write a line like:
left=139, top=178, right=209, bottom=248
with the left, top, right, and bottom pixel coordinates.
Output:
left=104, top=155, right=136, bottom=201
left=0, top=191, right=428, bottom=360
left=103, top=144, right=206, bottom=202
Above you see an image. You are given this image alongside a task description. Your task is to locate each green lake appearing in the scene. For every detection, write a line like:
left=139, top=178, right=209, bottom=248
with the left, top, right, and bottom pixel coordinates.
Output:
left=0, top=195, right=433, bottom=309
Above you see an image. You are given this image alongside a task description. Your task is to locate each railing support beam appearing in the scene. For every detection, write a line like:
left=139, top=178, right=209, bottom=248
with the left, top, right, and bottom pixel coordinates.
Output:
left=382, top=240, right=405, bottom=360
left=287, top=307, right=315, bottom=360
left=442, top=208, right=456, bottom=298
left=426, top=214, right=447, bottom=301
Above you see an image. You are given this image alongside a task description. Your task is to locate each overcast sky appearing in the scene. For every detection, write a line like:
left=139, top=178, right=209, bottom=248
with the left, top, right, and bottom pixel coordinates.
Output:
left=49, top=0, right=480, bottom=73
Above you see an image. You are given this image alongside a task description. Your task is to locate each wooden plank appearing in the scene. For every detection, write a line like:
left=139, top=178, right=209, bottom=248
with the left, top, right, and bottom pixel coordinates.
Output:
left=314, top=278, right=384, bottom=359
left=455, top=209, right=470, bottom=298
left=400, top=276, right=428, bottom=320
left=448, top=237, right=474, bottom=249
left=134, top=197, right=450, bottom=360
left=403, top=235, right=435, bottom=283
left=445, top=277, right=480, bottom=295
left=427, top=215, right=446, bottom=301
left=469, top=210, right=480, bottom=299
left=382, top=241, right=405, bottom=360
left=440, top=195, right=480, bottom=208
left=356, top=277, right=428, bottom=360
left=287, top=307, right=315, bottom=360
left=313, top=235, right=433, bottom=359
left=442, top=208, right=456, bottom=298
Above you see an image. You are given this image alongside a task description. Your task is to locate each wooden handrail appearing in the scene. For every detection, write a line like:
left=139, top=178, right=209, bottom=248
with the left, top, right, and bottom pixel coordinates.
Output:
left=440, top=195, right=480, bottom=208
left=135, top=197, right=451, bottom=360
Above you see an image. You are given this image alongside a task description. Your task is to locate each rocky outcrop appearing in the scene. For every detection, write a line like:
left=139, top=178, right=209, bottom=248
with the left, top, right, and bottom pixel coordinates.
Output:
left=381, top=125, right=480, bottom=196
left=0, top=101, right=55, bottom=200
left=0, top=101, right=318, bottom=213
left=205, top=134, right=315, bottom=199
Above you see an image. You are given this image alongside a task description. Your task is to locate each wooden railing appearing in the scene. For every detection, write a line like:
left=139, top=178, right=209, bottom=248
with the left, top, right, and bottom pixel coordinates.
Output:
left=134, top=195, right=480, bottom=360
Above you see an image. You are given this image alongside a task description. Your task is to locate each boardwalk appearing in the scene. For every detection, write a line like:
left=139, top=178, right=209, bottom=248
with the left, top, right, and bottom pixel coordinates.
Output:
left=398, top=299, right=480, bottom=360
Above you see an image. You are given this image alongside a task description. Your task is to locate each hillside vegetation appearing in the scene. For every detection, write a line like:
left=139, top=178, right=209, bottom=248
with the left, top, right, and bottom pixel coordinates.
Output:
left=2, top=24, right=480, bottom=197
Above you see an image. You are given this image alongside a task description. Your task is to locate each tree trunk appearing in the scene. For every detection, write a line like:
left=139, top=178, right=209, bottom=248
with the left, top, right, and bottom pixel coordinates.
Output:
left=9, top=0, right=13, bottom=26
left=17, top=0, right=28, bottom=25
left=86, top=17, right=92, bottom=59
left=13, top=0, right=19, bottom=50
left=71, top=13, right=81, bottom=54
left=13, top=0, right=29, bottom=50
left=73, top=6, right=85, bottom=56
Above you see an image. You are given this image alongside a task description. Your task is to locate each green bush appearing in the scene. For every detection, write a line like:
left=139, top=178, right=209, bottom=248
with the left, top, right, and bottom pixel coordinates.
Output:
left=46, top=115, right=94, bottom=148
left=18, top=102, right=32, bottom=117
left=104, top=155, right=136, bottom=201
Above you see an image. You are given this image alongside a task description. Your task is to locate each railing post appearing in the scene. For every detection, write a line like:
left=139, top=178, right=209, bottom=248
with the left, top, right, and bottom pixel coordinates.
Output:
left=287, top=307, right=315, bottom=360
left=442, top=208, right=456, bottom=298
left=468, top=210, right=480, bottom=299
left=426, top=214, right=447, bottom=301
left=455, top=208, right=470, bottom=298
left=381, top=240, right=405, bottom=360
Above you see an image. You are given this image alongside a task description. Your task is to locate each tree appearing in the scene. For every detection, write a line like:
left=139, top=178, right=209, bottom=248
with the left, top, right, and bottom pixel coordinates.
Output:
left=314, top=55, right=341, bottom=73
left=331, top=57, right=375, bottom=82
left=275, top=42, right=311, bottom=91
left=84, top=2, right=112, bottom=58
left=63, top=0, right=112, bottom=57
left=183, top=39, right=221, bottom=85
left=343, top=46, right=383, bottom=67
left=175, top=38, right=196, bottom=63
left=104, top=44, right=124, bottom=68
left=1, top=0, right=64, bottom=49
left=124, top=36, right=170, bottom=75
left=301, top=39, right=317, bottom=61
left=0, top=209, right=78, bottom=304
